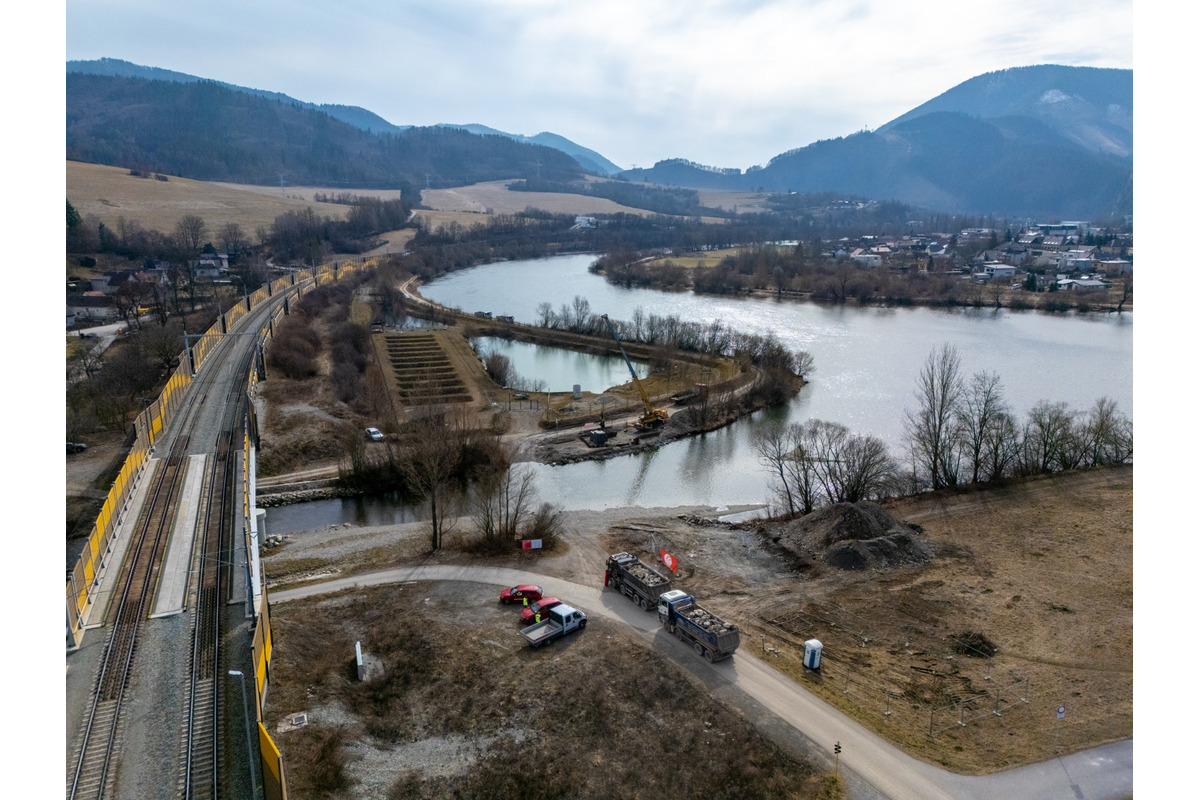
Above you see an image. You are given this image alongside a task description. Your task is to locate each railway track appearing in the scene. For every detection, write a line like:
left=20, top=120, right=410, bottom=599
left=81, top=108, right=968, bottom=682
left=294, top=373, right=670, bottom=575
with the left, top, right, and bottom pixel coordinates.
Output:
left=181, top=370, right=248, bottom=800
left=66, top=318, right=259, bottom=800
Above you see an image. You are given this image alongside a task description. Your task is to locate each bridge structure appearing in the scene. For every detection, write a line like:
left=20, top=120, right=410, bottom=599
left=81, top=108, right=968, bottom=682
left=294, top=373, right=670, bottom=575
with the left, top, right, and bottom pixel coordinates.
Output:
left=66, top=257, right=377, bottom=800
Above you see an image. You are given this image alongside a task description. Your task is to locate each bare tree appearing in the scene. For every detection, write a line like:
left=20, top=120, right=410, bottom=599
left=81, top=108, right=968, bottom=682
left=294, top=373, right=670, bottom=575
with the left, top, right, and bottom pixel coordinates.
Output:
left=986, top=282, right=1005, bottom=309
left=834, top=430, right=899, bottom=503
left=397, top=409, right=463, bottom=551
left=982, top=405, right=1019, bottom=482
left=957, top=371, right=1011, bottom=483
left=754, top=421, right=805, bottom=517
left=756, top=419, right=896, bottom=514
left=792, top=350, right=816, bottom=380
left=1084, top=397, right=1133, bottom=466
left=471, top=464, right=538, bottom=548
left=904, top=344, right=964, bottom=490
left=535, top=302, right=555, bottom=328
left=69, top=341, right=104, bottom=381
left=1020, top=400, right=1075, bottom=474
left=482, top=351, right=512, bottom=386
left=175, top=214, right=208, bottom=256
left=218, top=221, right=248, bottom=262
left=570, top=295, right=591, bottom=332
left=141, top=322, right=185, bottom=370
left=1115, top=273, right=1132, bottom=314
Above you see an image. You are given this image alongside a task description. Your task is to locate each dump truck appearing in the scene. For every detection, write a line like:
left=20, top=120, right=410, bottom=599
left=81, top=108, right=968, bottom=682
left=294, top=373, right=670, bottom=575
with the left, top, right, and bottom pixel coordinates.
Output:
left=520, top=604, right=588, bottom=648
left=606, top=552, right=672, bottom=610
left=657, top=590, right=740, bottom=662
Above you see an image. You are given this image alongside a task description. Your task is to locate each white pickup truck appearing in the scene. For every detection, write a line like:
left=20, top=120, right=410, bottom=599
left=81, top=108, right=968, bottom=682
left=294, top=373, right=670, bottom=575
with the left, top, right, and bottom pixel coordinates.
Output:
left=519, top=604, right=587, bottom=648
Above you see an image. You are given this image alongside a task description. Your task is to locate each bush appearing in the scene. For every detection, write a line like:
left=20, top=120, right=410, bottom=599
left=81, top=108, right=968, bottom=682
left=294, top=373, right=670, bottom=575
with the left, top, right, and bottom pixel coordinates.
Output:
left=268, top=317, right=321, bottom=378
left=526, top=502, right=565, bottom=547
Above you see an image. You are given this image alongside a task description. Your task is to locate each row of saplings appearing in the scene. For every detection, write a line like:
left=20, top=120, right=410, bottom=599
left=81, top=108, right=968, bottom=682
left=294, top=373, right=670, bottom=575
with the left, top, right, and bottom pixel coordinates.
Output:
left=501, top=551, right=743, bottom=661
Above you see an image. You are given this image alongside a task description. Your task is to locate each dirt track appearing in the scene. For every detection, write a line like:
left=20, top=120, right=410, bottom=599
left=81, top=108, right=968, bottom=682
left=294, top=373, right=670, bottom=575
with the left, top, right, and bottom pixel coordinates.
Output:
left=262, top=465, right=1131, bottom=777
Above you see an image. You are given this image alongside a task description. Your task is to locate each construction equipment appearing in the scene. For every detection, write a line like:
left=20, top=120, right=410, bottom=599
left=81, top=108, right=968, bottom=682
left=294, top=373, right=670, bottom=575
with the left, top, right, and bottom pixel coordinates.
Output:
left=658, top=590, right=741, bottom=662
left=606, top=552, right=672, bottom=610
left=601, top=314, right=669, bottom=430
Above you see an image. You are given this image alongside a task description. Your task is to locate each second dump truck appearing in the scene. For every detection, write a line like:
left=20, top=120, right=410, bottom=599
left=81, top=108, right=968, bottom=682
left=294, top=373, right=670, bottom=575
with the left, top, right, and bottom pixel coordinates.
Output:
left=658, top=589, right=741, bottom=662
left=606, top=552, right=672, bottom=610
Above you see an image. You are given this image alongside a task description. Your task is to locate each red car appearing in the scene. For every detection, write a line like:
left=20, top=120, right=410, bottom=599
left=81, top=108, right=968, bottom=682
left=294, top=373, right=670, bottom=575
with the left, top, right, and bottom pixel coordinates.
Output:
left=500, top=584, right=543, bottom=605
left=520, top=596, right=562, bottom=624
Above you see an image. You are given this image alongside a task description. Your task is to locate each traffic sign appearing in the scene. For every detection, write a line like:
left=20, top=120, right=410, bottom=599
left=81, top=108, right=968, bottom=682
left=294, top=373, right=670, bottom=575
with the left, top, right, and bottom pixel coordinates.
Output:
left=1056, top=705, right=1066, bottom=720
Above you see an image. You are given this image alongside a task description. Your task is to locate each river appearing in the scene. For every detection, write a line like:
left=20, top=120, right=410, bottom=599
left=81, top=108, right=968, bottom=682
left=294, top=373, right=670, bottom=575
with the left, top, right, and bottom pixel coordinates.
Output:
left=265, top=253, right=1133, bottom=529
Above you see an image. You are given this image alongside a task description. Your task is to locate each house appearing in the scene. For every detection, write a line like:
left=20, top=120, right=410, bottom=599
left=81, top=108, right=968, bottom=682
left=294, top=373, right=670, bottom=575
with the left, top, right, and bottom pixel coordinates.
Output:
left=1057, top=278, right=1108, bottom=292
left=67, top=292, right=120, bottom=322
left=849, top=249, right=882, bottom=268
left=982, top=263, right=1017, bottom=280
left=1053, top=248, right=1098, bottom=272
left=574, top=216, right=596, bottom=229
left=98, top=270, right=141, bottom=295
left=190, top=253, right=229, bottom=280
left=1093, top=259, right=1132, bottom=275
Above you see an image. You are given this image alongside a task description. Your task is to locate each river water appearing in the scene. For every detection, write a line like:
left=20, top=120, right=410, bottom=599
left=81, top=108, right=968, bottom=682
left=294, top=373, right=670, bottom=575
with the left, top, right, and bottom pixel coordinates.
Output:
left=265, top=253, right=1133, bottom=530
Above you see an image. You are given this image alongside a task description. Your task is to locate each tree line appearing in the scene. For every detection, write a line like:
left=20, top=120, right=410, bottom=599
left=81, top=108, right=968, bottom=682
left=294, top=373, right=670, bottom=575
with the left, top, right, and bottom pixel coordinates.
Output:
left=530, top=296, right=814, bottom=378
left=757, top=344, right=1131, bottom=517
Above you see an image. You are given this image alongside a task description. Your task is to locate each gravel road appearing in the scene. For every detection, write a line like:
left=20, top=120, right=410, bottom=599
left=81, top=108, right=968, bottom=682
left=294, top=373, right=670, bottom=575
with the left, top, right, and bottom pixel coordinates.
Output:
left=271, top=563, right=1132, bottom=800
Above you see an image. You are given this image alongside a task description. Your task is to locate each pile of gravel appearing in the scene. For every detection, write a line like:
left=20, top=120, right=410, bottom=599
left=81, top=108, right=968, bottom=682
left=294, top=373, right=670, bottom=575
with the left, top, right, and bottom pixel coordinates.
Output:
left=765, top=501, right=933, bottom=571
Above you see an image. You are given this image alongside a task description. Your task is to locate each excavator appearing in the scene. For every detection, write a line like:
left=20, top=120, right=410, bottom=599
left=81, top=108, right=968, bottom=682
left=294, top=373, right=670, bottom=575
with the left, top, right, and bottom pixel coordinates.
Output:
left=601, top=314, right=670, bottom=431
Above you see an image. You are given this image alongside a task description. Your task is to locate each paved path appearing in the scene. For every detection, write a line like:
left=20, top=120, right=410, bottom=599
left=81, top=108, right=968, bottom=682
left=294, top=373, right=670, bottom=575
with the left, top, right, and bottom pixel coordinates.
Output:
left=271, top=565, right=1133, bottom=800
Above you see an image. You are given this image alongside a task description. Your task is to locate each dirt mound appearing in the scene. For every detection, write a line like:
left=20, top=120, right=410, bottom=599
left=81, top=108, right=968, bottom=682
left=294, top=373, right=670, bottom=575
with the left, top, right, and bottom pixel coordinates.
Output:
left=765, top=501, right=932, bottom=571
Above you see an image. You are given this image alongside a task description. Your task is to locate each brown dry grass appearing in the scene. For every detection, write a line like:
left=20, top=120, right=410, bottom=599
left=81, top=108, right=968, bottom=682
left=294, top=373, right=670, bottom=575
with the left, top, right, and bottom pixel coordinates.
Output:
left=695, top=188, right=774, bottom=213
left=265, top=581, right=840, bottom=799
left=66, top=160, right=353, bottom=234
left=419, top=179, right=653, bottom=217
left=604, top=467, right=1133, bottom=774
left=644, top=247, right=743, bottom=269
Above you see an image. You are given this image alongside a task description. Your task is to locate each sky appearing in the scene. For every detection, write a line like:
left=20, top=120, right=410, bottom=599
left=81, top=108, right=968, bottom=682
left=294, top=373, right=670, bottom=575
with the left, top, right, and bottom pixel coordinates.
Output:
left=63, top=0, right=1133, bottom=170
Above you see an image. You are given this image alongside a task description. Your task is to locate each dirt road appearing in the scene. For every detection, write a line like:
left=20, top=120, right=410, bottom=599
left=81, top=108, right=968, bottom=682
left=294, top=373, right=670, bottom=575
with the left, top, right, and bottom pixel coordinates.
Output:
left=270, top=564, right=1132, bottom=800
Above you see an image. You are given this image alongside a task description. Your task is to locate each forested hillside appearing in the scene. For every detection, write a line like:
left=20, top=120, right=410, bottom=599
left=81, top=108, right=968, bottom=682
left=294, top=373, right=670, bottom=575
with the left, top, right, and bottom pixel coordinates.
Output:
left=66, top=74, right=585, bottom=191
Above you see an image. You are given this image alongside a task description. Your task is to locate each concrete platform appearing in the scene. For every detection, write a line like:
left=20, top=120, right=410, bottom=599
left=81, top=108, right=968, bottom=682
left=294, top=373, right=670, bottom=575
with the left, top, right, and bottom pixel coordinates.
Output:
left=151, top=454, right=207, bottom=617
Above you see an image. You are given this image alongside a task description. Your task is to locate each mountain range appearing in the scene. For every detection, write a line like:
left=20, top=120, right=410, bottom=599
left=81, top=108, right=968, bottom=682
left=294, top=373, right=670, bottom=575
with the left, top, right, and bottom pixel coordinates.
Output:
left=66, top=59, right=1131, bottom=219
left=624, top=66, right=1131, bottom=219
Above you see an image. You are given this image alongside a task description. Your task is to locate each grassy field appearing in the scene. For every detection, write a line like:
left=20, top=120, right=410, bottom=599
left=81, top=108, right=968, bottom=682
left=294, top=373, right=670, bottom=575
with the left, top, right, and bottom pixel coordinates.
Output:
left=419, top=179, right=652, bottom=217
left=66, top=163, right=766, bottom=245
left=644, top=247, right=743, bottom=269
left=66, top=160, right=355, bottom=234
left=695, top=188, right=773, bottom=213
left=265, top=581, right=842, bottom=799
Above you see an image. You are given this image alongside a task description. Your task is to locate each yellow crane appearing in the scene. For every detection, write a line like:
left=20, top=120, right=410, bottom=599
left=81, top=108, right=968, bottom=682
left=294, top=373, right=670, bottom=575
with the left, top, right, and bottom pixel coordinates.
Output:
left=601, top=314, right=669, bottom=430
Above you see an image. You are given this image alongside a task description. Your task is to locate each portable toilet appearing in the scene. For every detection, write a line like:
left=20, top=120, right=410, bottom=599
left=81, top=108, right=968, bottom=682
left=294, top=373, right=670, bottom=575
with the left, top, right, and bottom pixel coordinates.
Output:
left=803, top=639, right=823, bottom=670
left=573, top=384, right=582, bottom=399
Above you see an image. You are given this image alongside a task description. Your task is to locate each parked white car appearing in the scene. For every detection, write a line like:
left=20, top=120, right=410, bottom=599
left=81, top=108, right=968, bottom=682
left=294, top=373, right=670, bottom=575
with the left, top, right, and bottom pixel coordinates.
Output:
left=365, top=427, right=384, bottom=441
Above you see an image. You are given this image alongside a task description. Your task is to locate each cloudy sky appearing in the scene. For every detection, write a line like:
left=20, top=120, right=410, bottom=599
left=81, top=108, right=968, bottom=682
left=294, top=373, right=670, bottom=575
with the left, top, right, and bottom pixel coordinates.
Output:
left=64, top=0, right=1132, bottom=170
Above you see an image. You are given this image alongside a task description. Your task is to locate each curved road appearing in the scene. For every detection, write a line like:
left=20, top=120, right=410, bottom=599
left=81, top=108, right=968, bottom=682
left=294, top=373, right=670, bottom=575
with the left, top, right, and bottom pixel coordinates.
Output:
left=271, top=565, right=1133, bottom=800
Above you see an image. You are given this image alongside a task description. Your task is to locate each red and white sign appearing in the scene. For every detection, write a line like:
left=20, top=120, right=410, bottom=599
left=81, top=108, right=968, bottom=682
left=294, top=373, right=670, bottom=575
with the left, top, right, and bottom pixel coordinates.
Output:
left=521, top=539, right=543, bottom=550
left=660, top=549, right=677, bottom=573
